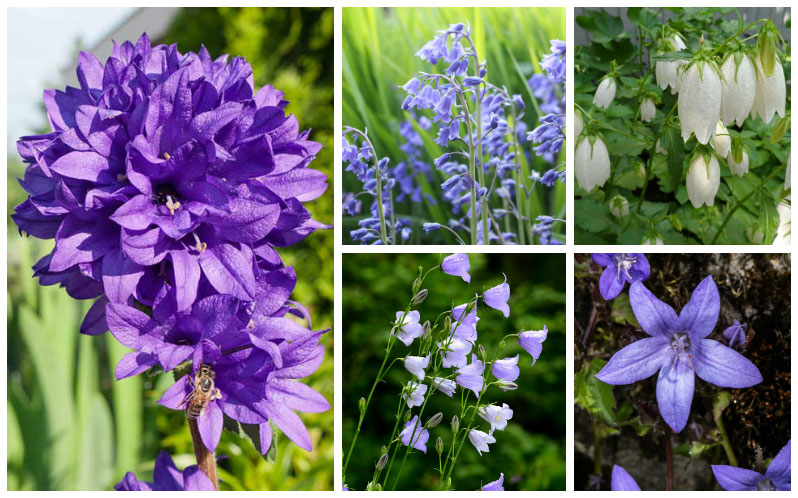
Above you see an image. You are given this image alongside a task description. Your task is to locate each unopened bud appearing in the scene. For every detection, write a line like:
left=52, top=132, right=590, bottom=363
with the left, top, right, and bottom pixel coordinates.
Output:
left=426, top=412, right=443, bottom=428
left=478, top=344, right=487, bottom=360
left=370, top=482, right=382, bottom=491
left=436, top=437, right=444, bottom=455
left=412, top=289, right=428, bottom=306
left=451, top=415, right=460, bottom=433
left=380, top=445, right=388, bottom=455
left=376, top=453, right=388, bottom=470
left=405, top=411, right=412, bottom=422
left=444, top=316, right=452, bottom=331
left=412, top=275, right=421, bottom=293
left=498, top=340, right=506, bottom=354
left=422, top=320, right=432, bottom=339
left=497, top=379, right=518, bottom=391
left=358, top=397, right=366, bottom=414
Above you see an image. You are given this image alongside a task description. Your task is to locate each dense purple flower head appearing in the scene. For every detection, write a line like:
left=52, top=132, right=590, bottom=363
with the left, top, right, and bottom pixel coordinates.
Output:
left=610, top=465, right=641, bottom=491
left=592, top=253, right=650, bottom=300
left=712, top=440, right=790, bottom=491
left=596, top=276, right=762, bottom=433
left=115, top=451, right=214, bottom=491
left=14, top=33, right=328, bottom=331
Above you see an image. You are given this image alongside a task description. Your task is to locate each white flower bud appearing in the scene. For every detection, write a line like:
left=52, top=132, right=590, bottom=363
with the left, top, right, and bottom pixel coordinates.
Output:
left=678, top=63, right=721, bottom=144
left=686, top=154, right=720, bottom=208
left=773, top=201, right=791, bottom=245
left=640, top=98, right=656, bottom=122
left=593, top=78, right=616, bottom=109
left=575, top=136, right=610, bottom=192
left=641, top=236, right=664, bottom=245
left=728, top=150, right=749, bottom=177
left=713, top=122, right=730, bottom=158
left=655, top=35, right=687, bottom=92
left=609, top=194, right=629, bottom=218
left=751, top=53, right=786, bottom=124
left=655, top=139, right=668, bottom=156
left=574, top=110, right=584, bottom=141
left=720, top=53, right=756, bottom=126
left=785, top=155, right=791, bottom=200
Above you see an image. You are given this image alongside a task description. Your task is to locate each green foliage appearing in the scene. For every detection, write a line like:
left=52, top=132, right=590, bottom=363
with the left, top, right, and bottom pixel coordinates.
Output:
left=575, top=7, right=791, bottom=244
left=342, top=254, right=566, bottom=490
left=342, top=7, right=566, bottom=244
left=7, top=7, right=332, bottom=490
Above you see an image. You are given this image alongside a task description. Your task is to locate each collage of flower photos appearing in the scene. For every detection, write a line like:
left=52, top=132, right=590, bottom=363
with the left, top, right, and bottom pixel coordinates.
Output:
left=3, top=3, right=791, bottom=495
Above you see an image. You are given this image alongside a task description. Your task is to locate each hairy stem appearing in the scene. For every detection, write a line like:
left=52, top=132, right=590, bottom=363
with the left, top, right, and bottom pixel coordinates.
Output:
left=188, top=417, right=218, bottom=490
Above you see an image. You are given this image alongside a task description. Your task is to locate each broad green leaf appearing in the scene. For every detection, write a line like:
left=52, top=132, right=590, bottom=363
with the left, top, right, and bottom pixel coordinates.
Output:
left=574, top=198, right=612, bottom=233
left=575, top=358, right=630, bottom=426
left=576, top=9, right=624, bottom=44
left=627, top=7, right=659, bottom=33
left=661, top=125, right=684, bottom=193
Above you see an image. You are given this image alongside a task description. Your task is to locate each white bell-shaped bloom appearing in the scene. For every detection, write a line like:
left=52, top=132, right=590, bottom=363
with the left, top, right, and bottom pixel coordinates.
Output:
left=713, top=122, right=730, bottom=158
left=640, top=98, right=656, bottom=122
left=678, top=63, right=721, bottom=144
left=655, top=34, right=687, bottom=92
left=785, top=155, right=791, bottom=200
left=728, top=150, right=749, bottom=177
left=655, top=139, right=668, bottom=156
left=751, top=54, right=786, bottom=124
left=575, top=136, right=610, bottom=191
left=593, top=78, right=616, bottom=109
left=641, top=236, right=664, bottom=245
left=686, top=154, right=720, bottom=208
left=478, top=403, right=514, bottom=434
left=720, top=53, right=756, bottom=126
left=404, top=355, right=430, bottom=382
left=609, top=195, right=629, bottom=218
left=574, top=110, right=584, bottom=140
left=773, top=201, right=791, bottom=245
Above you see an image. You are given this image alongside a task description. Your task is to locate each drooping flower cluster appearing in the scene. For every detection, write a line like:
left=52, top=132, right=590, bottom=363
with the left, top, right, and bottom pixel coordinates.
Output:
left=13, top=34, right=330, bottom=458
left=343, top=22, right=565, bottom=245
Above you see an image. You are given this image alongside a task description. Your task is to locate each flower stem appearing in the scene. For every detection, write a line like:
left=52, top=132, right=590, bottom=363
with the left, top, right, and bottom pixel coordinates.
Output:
left=188, top=417, right=218, bottom=490
left=635, top=100, right=679, bottom=214
left=592, top=418, right=602, bottom=476
left=715, top=410, right=738, bottom=467
left=665, top=431, right=673, bottom=491
left=346, top=128, right=389, bottom=244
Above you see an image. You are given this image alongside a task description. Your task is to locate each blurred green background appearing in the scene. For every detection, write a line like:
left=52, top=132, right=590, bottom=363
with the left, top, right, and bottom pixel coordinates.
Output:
left=342, top=253, right=566, bottom=490
left=342, top=7, right=566, bottom=244
left=7, top=7, right=333, bottom=490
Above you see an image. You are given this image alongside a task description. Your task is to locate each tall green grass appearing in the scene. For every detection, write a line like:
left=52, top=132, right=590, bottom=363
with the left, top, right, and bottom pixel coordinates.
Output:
left=343, top=7, right=566, bottom=244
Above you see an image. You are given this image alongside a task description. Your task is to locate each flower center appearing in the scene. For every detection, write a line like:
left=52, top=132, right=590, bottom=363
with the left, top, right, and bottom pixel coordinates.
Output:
left=614, top=253, right=637, bottom=280
left=670, top=332, right=691, bottom=354
left=153, top=186, right=181, bottom=215
left=756, top=479, right=775, bottom=491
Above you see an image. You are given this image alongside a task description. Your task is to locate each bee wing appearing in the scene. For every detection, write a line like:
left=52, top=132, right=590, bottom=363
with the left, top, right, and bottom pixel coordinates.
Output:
left=177, top=390, right=196, bottom=409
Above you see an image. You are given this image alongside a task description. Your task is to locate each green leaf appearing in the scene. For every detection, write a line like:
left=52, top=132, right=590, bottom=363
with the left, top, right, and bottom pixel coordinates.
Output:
left=627, top=7, right=659, bottom=33
left=770, top=115, right=790, bottom=144
left=650, top=51, right=693, bottom=62
left=757, top=188, right=779, bottom=242
left=609, top=292, right=640, bottom=327
left=574, top=198, right=612, bottom=233
left=575, top=358, right=629, bottom=426
left=713, top=391, right=731, bottom=421
left=661, top=125, right=685, bottom=193
left=576, top=9, right=624, bottom=44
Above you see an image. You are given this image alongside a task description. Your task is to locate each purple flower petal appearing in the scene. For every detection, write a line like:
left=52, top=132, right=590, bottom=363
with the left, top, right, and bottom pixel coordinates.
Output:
left=722, top=321, right=747, bottom=348
left=101, top=247, right=144, bottom=304
left=442, top=253, right=471, bottom=283
left=595, top=337, right=670, bottom=385
left=80, top=296, right=108, bottom=335
left=115, top=351, right=158, bottom=380
left=693, top=339, right=762, bottom=388
left=712, top=465, right=763, bottom=491
left=765, top=440, right=791, bottom=490
left=481, top=473, right=504, bottom=491
left=591, top=253, right=614, bottom=266
left=181, top=466, right=215, bottom=491
left=170, top=250, right=200, bottom=312
left=598, top=266, right=627, bottom=300
left=259, top=422, right=273, bottom=455
left=198, top=400, right=223, bottom=452
left=518, top=326, right=547, bottom=365
left=491, top=354, right=520, bottom=382
left=483, top=274, right=510, bottom=317
left=262, top=403, right=313, bottom=451
left=656, top=356, right=695, bottom=433
left=611, top=465, right=641, bottom=491
left=678, top=275, right=720, bottom=339
left=629, top=281, right=678, bottom=337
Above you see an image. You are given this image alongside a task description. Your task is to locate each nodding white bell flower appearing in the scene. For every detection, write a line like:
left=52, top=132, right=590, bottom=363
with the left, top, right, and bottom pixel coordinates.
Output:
left=655, top=34, right=687, bottom=92
left=609, top=194, right=629, bottom=218
left=713, top=122, right=731, bottom=158
left=720, top=53, right=756, bottom=126
left=641, top=236, right=664, bottom=245
left=751, top=53, right=786, bottom=124
left=655, top=139, right=668, bottom=156
left=574, top=110, right=584, bottom=141
left=785, top=155, right=791, bottom=200
left=678, top=62, right=721, bottom=144
left=728, top=150, right=749, bottom=177
left=593, top=77, right=616, bottom=109
left=773, top=201, right=791, bottom=245
left=575, top=135, right=610, bottom=192
left=686, top=153, right=720, bottom=208
left=640, top=98, right=656, bottom=122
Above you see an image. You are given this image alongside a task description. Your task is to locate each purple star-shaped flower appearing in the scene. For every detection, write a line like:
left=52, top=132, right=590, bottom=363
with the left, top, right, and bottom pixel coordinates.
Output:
left=115, top=451, right=215, bottom=491
left=591, top=253, right=650, bottom=300
left=611, top=465, right=641, bottom=491
left=400, top=415, right=429, bottom=453
left=712, top=440, right=791, bottom=491
left=595, top=276, right=762, bottom=433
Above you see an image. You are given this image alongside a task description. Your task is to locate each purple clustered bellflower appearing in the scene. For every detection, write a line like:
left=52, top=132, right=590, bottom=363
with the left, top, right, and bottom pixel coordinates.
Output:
left=596, top=275, right=762, bottom=433
left=115, top=451, right=215, bottom=491
left=591, top=253, right=650, bottom=300
left=712, top=440, right=791, bottom=491
left=343, top=23, right=566, bottom=245
left=14, top=34, right=330, bottom=457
